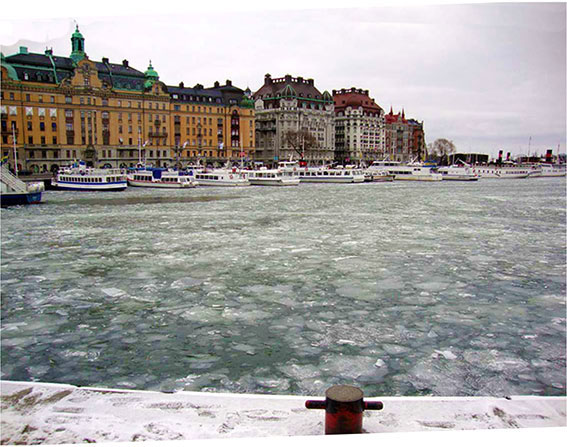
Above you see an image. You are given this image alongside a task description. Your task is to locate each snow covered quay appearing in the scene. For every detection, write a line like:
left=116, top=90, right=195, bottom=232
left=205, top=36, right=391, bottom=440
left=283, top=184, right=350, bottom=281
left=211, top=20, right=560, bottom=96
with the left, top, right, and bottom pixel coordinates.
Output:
left=1, top=380, right=565, bottom=444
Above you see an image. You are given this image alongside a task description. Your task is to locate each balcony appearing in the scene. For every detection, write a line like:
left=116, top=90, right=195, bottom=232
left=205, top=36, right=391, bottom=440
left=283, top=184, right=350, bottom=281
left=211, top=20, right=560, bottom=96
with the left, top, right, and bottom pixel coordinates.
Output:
left=148, top=131, right=168, bottom=138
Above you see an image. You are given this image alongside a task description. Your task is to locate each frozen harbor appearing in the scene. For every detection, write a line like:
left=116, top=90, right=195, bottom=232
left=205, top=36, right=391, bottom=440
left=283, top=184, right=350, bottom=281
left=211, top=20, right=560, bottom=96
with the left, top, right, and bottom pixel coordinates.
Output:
left=1, top=178, right=566, bottom=397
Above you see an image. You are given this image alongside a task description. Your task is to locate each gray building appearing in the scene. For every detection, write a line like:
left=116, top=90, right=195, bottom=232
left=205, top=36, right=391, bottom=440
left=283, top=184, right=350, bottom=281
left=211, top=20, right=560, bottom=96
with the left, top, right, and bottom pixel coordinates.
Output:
left=253, top=74, right=335, bottom=165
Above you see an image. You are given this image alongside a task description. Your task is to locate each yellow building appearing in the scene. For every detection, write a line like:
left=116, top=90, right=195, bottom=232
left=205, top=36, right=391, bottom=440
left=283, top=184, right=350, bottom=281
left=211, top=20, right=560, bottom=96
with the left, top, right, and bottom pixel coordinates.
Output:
left=0, top=26, right=254, bottom=173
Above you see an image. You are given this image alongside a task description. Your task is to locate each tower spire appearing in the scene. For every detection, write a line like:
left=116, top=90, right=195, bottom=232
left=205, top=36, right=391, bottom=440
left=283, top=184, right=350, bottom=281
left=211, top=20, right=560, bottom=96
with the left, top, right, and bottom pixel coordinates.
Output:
left=70, top=24, right=86, bottom=64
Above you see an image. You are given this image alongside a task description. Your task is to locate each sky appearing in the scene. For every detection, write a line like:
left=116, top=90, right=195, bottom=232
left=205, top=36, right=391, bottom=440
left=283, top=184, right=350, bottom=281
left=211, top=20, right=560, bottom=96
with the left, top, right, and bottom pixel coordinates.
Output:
left=1, top=0, right=565, bottom=159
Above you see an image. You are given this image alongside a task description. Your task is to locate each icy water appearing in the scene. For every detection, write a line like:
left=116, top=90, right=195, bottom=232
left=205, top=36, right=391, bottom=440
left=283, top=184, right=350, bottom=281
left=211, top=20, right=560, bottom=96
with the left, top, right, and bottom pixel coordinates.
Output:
left=1, top=178, right=565, bottom=397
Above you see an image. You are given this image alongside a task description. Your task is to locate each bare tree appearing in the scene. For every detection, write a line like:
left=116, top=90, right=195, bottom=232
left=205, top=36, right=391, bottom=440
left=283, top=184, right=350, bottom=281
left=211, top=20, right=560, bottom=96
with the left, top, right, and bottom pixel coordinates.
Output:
left=282, top=129, right=317, bottom=159
left=429, top=138, right=456, bottom=164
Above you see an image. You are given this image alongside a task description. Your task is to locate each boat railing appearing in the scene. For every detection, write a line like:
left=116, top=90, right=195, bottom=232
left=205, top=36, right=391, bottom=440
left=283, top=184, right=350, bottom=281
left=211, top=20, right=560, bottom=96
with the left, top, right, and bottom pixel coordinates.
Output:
left=1, top=164, right=28, bottom=193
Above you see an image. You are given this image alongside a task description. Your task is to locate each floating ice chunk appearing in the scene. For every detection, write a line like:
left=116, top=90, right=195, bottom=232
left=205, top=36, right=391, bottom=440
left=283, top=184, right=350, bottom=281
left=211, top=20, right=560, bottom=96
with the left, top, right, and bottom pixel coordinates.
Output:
left=375, top=359, right=386, bottom=368
left=376, top=278, right=403, bottom=290
left=101, top=287, right=125, bottom=297
left=382, top=343, right=410, bottom=355
left=233, top=344, right=256, bottom=355
left=170, top=277, right=203, bottom=289
left=522, top=334, right=537, bottom=339
left=416, top=281, right=449, bottom=292
left=337, top=339, right=357, bottom=346
left=427, top=330, right=438, bottom=338
left=433, top=349, right=457, bottom=360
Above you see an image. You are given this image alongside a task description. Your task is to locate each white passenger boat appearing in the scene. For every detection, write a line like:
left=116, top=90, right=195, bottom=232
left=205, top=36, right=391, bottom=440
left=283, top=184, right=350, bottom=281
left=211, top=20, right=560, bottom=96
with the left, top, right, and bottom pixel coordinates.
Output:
left=363, top=170, right=395, bottom=182
left=299, top=166, right=365, bottom=183
left=471, top=164, right=530, bottom=179
left=51, top=162, right=127, bottom=191
left=127, top=168, right=197, bottom=188
left=538, top=163, right=566, bottom=177
left=367, top=161, right=442, bottom=181
left=247, top=167, right=300, bottom=186
left=192, top=168, right=250, bottom=187
left=437, top=165, right=479, bottom=181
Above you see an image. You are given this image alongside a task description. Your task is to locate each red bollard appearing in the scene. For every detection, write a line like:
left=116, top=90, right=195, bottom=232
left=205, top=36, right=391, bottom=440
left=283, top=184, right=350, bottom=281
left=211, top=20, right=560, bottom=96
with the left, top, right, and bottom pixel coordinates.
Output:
left=305, top=385, right=383, bottom=434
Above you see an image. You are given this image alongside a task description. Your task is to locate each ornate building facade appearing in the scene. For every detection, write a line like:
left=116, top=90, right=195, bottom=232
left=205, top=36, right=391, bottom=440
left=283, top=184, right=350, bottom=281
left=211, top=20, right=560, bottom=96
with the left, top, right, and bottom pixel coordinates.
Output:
left=0, top=27, right=254, bottom=173
left=332, top=87, right=385, bottom=165
left=253, top=74, right=335, bottom=165
left=383, top=108, right=425, bottom=162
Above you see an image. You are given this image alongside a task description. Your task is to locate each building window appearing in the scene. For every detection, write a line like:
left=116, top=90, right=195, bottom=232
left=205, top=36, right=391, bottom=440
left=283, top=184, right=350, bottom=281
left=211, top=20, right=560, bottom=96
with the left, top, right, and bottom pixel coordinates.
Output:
left=27, top=121, right=32, bottom=131
left=26, top=94, right=31, bottom=101
left=40, top=122, right=45, bottom=131
left=65, top=96, right=72, bottom=104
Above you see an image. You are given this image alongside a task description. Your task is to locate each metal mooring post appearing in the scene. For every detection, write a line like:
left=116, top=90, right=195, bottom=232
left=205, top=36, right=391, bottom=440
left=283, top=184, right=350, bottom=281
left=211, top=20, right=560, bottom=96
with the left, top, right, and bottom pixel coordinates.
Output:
left=305, top=385, right=383, bottom=434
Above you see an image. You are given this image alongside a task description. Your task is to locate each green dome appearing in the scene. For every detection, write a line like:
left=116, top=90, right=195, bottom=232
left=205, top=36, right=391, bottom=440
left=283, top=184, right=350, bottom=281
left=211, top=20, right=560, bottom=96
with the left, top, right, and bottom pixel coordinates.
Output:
left=72, top=25, right=84, bottom=40
left=144, top=61, right=159, bottom=79
left=1, top=53, right=19, bottom=80
left=240, top=96, right=255, bottom=109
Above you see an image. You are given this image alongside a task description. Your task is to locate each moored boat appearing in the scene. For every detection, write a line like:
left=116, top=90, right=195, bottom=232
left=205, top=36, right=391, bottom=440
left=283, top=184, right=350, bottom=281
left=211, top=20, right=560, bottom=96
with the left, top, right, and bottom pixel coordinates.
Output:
left=299, top=166, right=365, bottom=183
left=1, top=164, right=44, bottom=207
left=127, top=167, right=197, bottom=188
left=247, top=167, right=300, bottom=186
left=52, top=162, right=127, bottom=191
left=192, top=168, right=250, bottom=187
left=471, top=163, right=530, bottom=179
left=367, top=160, right=442, bottom=181
left=437, top=164, right=479, bottom=181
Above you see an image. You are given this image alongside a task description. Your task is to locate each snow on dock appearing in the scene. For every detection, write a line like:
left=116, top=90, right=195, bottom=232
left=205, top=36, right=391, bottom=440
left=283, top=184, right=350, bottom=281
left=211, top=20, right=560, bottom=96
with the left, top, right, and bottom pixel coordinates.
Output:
left=1, top=380, right=565, bottom=444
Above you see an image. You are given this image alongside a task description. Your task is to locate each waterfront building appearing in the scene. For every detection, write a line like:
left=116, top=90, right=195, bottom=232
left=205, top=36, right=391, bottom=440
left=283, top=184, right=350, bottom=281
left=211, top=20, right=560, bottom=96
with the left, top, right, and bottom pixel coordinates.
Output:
left=383, top=107, right=425, bottom=162
left=0, top=26, right=254, bottom=173
left=332, top=87, right=385, bottom=165
left=253, top=74, right=335, bottom=165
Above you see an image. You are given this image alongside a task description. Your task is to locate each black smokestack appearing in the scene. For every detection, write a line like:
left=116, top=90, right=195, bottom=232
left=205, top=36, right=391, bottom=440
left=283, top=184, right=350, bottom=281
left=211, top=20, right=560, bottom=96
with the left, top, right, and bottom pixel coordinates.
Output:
left=498, top=150, right=503, bottom=164
left=546, top=149, right=553, bottom=163
left=506, top=152, right=511, bottom=161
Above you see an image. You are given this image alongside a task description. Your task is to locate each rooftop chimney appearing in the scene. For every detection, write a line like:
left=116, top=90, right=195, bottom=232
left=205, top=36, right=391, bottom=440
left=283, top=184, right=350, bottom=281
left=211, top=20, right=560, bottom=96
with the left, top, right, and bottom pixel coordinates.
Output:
left=19, top=46, right=28, bottom=55
left=122, top=59, right=129, bottom=67
left=265, top=73, right=272, bottom=84
left=226, top=79, right=232, bottom=86
left=179, top=81, right=184, bottom=88
left=214, top=81, right=220, bottom=88
left=307, top=79, right=314, bottom=85
left=102, top=57, right=109, bottom=64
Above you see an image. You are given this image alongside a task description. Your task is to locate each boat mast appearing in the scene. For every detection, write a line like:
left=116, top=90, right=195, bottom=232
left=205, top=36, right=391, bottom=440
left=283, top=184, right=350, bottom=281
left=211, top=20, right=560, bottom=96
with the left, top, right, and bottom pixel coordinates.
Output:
left=138, top=135, right=142, bottom=165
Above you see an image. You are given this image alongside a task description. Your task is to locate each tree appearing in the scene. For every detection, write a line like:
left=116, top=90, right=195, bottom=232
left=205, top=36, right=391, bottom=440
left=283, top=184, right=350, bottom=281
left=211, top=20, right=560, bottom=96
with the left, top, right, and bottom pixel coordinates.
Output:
left=282, top=129, right=317, bottom=159
left=429, top=138, right=456, bottom=165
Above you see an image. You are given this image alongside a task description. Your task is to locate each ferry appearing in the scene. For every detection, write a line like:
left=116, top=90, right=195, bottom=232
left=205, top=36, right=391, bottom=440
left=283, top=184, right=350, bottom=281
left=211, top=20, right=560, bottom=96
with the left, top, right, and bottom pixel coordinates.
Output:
left=127, top=167, right=197, bottom=188
left=192, top=168, right=250, bottom=187
left=51, top=162, right=127, bottom=191
left=537, top=163, right=566, bottom=177
left=437, top=164, right=479, bottom=181
left=471, top=163, right=530, bottom=179
left=299, top=166, right=365, bottom=183
left=363, top=170, right=395, bottom=182
left=247, top=167, right=300, bottom=186
left=367, top=161, right=442, bottom=181
left=1, top=164, right=44, bottom=207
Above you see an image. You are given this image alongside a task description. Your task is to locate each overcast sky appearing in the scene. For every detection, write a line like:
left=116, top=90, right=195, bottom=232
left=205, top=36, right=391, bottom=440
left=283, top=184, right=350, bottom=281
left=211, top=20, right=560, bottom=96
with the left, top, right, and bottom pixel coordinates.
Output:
left=2, top=1, right=565, bottom=158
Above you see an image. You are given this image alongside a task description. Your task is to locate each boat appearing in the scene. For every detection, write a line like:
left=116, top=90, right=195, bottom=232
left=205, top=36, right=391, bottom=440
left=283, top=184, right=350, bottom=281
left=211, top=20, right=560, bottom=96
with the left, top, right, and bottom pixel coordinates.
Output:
left=51, top=161, right=128, bottom=191
left=471, top=163, right=530, bottom=179
left=367, top=160, right=442, bottom=181
left=363, top=170, right=394, bottom=182
left=191, top=168, right=250, bottom=187
left=537, top=163, right=566, bottom=177
left=437, top=164, right=479, bottom=181
left=1, top=163, right=44, bottom=207
left=299, top=166, right=366, bottom=183
left=127, top=167, right=198, bottom=188
left=247, top=167, right=300, bottom=186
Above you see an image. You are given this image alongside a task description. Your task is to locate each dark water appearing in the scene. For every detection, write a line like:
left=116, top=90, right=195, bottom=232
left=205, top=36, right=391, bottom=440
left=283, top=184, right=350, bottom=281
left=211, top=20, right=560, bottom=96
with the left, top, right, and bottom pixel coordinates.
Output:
left=1, top=178, right=565, bottom=397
